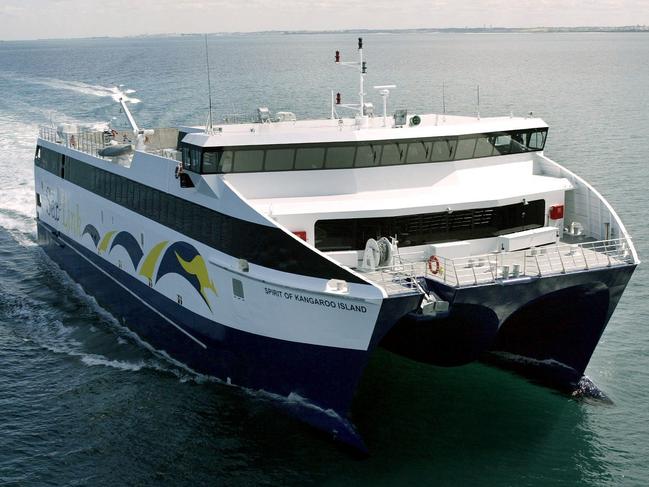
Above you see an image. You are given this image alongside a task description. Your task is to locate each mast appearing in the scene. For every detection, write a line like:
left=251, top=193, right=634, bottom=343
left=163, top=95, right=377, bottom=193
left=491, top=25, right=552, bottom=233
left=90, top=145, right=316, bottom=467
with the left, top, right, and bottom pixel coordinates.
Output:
left=358, top=37, right=365, bottom=111
left=205, top=34, right=214, bottom=134
left=334, top=37, right=368, bottom=115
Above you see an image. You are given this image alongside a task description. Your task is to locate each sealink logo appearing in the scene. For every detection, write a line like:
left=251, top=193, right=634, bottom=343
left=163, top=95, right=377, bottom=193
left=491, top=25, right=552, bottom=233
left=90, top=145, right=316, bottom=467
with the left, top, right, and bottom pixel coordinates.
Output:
left=81, top=225, right=217, bottom=311
left=109, top=231, right=144, bottom=269
left=155, top=242, right=218, bottom=310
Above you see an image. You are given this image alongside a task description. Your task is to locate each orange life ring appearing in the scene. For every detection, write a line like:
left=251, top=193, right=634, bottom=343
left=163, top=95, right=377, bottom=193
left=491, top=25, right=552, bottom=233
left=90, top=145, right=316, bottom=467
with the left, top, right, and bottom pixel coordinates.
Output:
left=427, top=255, right=441, bottom=275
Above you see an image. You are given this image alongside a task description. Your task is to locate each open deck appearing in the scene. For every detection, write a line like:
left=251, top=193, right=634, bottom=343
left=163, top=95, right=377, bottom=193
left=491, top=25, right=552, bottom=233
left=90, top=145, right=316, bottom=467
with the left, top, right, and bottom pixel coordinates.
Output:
left=38, top=126, right=181, bottom=163
left=361, top=237, right=635, bottom=295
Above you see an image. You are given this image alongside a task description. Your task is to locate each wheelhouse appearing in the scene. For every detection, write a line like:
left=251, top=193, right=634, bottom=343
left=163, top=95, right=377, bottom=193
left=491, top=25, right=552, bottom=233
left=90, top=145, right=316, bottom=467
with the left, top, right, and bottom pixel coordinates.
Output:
left=178, top=127, right=548, bottom=174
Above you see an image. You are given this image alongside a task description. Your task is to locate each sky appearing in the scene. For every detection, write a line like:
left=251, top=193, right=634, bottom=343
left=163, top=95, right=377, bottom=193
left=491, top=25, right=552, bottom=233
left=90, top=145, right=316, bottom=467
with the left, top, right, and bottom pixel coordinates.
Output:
left=0, top=0, right=648, bottom=41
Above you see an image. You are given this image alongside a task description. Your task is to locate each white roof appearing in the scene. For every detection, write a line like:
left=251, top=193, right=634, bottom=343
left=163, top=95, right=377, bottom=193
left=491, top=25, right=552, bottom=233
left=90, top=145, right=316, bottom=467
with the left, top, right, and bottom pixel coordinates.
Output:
left=181, top=113, right=548, bottom=148
left=248, top=162, right=572, bottom=219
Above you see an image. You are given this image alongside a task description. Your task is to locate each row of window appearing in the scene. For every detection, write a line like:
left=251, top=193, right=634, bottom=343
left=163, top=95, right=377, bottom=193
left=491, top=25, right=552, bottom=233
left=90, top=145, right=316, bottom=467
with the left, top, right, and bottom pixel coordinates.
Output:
left=179, top=128, right=548, bottom=174
left=34, top=146, right=364, bottom=282
left=36, top=147, right=240, bottom=242
left=314, top=200, right=546, bottom=251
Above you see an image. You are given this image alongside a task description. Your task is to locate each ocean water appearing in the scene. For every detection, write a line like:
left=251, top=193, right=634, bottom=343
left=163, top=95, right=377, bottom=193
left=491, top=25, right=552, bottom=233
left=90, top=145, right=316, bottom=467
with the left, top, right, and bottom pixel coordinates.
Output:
left=0, top=33, right=648, bottom=485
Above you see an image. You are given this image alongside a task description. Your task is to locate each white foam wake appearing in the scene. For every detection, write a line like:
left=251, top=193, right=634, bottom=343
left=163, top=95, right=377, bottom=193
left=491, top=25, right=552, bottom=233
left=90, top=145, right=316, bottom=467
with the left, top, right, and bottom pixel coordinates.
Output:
left=80, top=354, right=146, bottom=371
left=1, top=73, right=141, bottom=104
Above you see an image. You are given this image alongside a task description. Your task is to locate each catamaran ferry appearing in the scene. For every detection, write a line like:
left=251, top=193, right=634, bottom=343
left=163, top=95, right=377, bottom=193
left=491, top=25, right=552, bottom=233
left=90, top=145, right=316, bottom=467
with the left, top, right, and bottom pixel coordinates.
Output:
left=34, top=39, right=638, bottom=451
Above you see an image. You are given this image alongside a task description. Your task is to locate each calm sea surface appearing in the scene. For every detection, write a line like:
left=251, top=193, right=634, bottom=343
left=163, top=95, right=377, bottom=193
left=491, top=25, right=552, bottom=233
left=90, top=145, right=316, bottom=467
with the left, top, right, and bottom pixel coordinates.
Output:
left=0, top=33, right=648, bottom=486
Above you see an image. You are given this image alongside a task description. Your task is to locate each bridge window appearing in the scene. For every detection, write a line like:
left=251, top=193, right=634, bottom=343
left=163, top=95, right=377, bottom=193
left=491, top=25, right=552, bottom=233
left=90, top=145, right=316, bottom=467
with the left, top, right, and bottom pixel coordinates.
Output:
left=295, top=147, right=324, bottom=170
left=380, top=142, right=406, bottom=165
left=355, top=144, right=380, bottom=167
left=528, top=130, right=547, bottom=150
left=202, top=150, right=221, bottom=173
left=219, top=151, right=234, bottom=172
left=474, top=135, right=495, bottom=158
left=173, top=127, right=548, bottom=175
left=406, top=141, right=432, bottom=163
left=265, top=148, right=295, bottom=171
left=325, top=146, right=355, bottom=169
left=492, top=134, right=513, bottom=155
left=233, top=150, right=264, bottom=172
left=431, top=138, right=457, bottom=162
left=455, top=136, right=477, bottom=160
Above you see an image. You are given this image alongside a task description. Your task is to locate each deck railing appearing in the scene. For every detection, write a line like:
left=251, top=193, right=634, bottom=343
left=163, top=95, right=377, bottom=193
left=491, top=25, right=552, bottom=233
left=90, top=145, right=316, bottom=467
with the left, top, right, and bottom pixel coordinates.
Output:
left=38, top=126, right=183, bottom=163
left=39, top=126, right=115, bottom=158
left=446, top=237, right=633, bottom=287
left=363, top=237, right=635, bottom=293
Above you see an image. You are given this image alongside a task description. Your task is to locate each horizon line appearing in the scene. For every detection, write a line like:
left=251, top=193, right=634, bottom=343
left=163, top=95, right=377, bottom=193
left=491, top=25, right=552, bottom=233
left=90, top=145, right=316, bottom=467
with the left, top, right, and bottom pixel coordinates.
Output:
left=1, top=24, right=648, bottom=43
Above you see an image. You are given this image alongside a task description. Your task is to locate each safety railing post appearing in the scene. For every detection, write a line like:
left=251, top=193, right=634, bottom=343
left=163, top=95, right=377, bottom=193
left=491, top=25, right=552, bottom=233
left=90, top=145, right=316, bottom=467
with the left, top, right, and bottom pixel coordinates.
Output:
left=580, top=245, right=589, bottom=270
left=523, top=250, right=527, bottom=276
left=557, top=247, right=566, bottom=273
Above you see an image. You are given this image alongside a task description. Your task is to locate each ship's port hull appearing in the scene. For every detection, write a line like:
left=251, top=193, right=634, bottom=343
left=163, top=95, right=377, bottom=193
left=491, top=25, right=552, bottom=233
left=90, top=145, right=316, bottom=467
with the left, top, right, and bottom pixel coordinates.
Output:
left=37, top=220, right=419, bottom=451
left=383, top=265, right=635, bottom=390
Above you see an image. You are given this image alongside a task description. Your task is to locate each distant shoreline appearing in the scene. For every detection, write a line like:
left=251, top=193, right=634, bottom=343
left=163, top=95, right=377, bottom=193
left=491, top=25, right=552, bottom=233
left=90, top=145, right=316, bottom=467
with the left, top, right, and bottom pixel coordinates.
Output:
left=1, top=25, right=648, bottom=42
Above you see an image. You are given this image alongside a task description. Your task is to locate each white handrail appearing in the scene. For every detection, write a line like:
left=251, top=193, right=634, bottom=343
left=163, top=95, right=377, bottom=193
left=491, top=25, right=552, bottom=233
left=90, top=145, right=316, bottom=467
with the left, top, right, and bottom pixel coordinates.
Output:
left=361, top=237, right=635, bottom=293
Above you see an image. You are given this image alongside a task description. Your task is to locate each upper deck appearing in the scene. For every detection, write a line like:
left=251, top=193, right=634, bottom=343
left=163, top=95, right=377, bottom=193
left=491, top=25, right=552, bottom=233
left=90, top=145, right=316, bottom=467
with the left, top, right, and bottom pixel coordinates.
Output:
left=181, top=112, right=548, bottom=149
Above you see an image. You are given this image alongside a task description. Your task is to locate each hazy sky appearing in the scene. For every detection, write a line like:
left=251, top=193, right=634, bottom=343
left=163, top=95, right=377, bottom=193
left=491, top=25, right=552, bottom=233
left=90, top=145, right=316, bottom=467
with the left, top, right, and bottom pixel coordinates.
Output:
left=1, top=0, right=648, bottom=41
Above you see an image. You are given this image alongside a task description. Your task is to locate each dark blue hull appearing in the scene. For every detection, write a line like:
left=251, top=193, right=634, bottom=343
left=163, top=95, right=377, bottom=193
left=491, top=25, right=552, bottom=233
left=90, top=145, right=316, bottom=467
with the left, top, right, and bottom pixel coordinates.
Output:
left=37, top=220, right=418, bottom=451
left=384, top=265, right=635, bottom=391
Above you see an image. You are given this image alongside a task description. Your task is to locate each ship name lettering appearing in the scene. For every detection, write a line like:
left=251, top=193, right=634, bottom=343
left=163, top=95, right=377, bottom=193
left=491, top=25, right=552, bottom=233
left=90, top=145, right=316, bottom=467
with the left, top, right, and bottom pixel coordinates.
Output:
left=337, top=302, right=367, bottom=313
left=265, top=286, right=366, bottom=312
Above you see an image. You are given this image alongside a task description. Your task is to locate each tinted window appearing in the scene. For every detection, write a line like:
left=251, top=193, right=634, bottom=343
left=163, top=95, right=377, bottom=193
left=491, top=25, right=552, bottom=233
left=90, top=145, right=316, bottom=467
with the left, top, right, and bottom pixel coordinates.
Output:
left=406, top=141, right=431, bottom=163
left=202, top=151, right=221, bottom=173
left=355, top=144, right=380, bottom=167
left=492, top=134, right=512, bottom=155
left=190, top=148, right=201, bottom=172
left=325, top=146, right=355, bottom=169
left=528, top=129, right=547, bottom=150
left=233, top=150, right=264, bottom=172
left=265, top=148, right=294, bottom=171
left=219, top=151, right=233, bottom=172
left=510, top=132, right=529, bottom=153
left=315, top=199, right=546, bottom=251
left=474, top=136, right=495, bottom=158
left=380, top=143, right=405, bottom=165
left=295, top=147, right=324, bottom=170
left=455, top=137, right=477, bottom=159
left=431, top=138, right=457, bottom=162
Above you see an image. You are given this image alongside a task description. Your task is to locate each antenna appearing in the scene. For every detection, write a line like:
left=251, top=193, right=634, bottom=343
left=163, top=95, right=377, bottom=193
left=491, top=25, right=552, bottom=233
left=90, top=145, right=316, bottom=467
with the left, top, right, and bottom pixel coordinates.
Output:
left=442, top=82, right=446, bottom=121
left=205, top=34, right=214, bottom=134
left=373, top=85, right=396, bottom=126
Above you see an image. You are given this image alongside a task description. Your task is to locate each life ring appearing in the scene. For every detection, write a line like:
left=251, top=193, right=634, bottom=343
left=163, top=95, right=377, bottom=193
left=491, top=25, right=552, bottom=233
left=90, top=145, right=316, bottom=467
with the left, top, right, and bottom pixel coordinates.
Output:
left=427, top=255, right=441, bottom=275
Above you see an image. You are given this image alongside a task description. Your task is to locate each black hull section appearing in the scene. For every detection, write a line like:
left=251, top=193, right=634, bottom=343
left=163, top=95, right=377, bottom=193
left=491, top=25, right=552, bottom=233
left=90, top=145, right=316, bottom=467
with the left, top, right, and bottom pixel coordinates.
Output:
left=383, top=265, right=635, bottom=390
left=485, top=266, right=635, bottom=390
left=36, top=221, right=417, bottom=452
left=380, top=303, right=500, bottom=366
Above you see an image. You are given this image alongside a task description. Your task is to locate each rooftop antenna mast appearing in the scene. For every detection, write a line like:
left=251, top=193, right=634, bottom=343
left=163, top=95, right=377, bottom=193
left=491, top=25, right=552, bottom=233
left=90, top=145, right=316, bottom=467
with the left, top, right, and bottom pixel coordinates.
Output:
left=204, top=34, right=214, bottom=134
left=442, top=82, right=446, bottom=121
left=333, top=37, right=368, bottom=115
